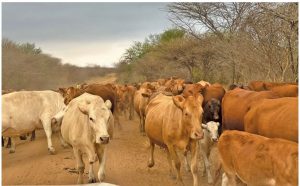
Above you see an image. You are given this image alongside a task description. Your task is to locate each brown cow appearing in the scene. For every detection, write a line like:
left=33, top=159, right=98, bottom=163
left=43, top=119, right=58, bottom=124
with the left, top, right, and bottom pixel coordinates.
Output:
left=244, top=97, right=298, bottom=142
left=202, top=83, right=225, bottom=106
left=247, top=80, right=297, bottom=91
left=269, top=84, right=298, bottom=97
left=222, top=88, right=279, bottom=131
left=133, top=87, right=153, bottom=133
left=218, top=130, right=298, bottom=186
left=145, top=93, right=204, bottom=186
left=59, top=83, right=121, bottom=129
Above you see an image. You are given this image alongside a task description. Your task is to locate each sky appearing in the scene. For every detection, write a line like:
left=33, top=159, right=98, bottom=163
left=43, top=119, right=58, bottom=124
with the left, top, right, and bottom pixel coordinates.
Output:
left=2, top=3, right=173, bottom=67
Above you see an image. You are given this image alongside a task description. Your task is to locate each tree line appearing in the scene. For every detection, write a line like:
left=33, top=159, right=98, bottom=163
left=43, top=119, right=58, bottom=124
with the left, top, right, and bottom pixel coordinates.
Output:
left=116, top=2, right=298, bottom=85
left=2, top=39, right=115, bottom=90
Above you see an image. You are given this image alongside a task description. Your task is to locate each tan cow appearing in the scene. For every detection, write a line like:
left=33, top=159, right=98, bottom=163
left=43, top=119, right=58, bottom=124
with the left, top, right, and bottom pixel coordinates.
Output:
left=116, top=85, right=136, bottom=120
left=133, top=87, right=153, bottom=133
left=244, top=97, right=298, bottom=142
left=145, top=93, right=204, bottom=186
left=61, top=93, right=114, bottom=184
left=218, top=130, right=298, bottom=186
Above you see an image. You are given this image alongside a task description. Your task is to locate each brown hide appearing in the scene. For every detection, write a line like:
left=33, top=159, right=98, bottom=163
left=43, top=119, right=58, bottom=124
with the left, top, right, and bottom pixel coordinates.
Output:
left=222, top=88, right=279, bottom=131
left=244, top=97, right=298, bottom=142
left=218, top=130, right=298, bottom=186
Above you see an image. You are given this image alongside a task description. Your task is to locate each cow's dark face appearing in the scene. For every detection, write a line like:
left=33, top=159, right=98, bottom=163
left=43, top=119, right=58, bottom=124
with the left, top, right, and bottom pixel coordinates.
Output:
left=207, top=99, right=221, bottom=121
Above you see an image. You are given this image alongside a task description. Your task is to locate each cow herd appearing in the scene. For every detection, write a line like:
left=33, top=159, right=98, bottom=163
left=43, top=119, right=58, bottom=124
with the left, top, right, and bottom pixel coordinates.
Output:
left=2, top=77, right=298, bottom=186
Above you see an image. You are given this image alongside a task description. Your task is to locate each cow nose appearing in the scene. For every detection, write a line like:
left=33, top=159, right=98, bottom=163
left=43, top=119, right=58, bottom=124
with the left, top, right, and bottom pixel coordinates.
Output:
left=212, top=138, right=218, bottom=142
left=100, top=136, right=110, bottom=144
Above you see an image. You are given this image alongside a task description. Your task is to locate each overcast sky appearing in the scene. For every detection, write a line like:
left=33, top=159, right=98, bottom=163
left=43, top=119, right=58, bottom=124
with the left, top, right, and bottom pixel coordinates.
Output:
left=2, top=3, right=173, bottom=67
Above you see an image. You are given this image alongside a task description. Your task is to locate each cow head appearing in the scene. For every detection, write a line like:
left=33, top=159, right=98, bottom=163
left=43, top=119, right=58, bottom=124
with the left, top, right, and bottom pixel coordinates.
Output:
left=63, top=87, right=83, bottom=105
left=78, top=97, right=112, bottom=144
left=173, top=95, right=204, bottom=140
left=182, top=83, right=205, bottom=98
left=201, top=121, right=220, bottom=142
left=204, top=98, right=221, bottom=121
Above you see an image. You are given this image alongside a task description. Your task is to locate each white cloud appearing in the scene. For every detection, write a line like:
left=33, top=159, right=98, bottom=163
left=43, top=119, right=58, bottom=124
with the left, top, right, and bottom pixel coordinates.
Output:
left=37, top=40, right=134, bottom=67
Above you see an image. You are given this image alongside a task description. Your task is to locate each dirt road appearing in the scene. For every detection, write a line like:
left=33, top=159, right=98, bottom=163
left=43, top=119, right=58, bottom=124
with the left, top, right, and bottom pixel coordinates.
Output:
left=2, top=116, right=213, bottom=186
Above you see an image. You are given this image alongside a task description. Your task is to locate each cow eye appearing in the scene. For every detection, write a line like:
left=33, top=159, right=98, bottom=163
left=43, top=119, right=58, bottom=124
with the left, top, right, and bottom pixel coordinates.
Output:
left=89, top=117, right=94, bottom=122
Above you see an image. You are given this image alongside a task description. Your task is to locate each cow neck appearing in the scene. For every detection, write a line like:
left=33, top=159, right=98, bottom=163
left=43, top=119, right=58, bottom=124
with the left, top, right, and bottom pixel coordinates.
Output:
left=176, top=108, right=190, bottom=146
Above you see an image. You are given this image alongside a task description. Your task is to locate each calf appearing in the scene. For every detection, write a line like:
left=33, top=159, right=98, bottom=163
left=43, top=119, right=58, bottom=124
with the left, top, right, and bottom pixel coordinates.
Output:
left=218, top=130, right=298, bottom=186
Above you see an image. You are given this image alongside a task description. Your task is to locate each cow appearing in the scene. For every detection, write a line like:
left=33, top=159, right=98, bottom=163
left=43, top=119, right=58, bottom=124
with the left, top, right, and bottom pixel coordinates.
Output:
left=247, top=80, right=297, bottom=91
left=116, top=84, right=136, bottom=120
left=145, top=93, right=204, bottom=186
left=182, top=83, right=206, bottom=98
left=2, top=90, right=66, bottom=154
left=244, top=97, right=298, bottom=142
left=203, top=99, right=221, bottom=133
left=164, top=78, right=186, bottom=95
left=59, top=83, right=121, bottom=130
left=222, top=88, right=279, bottom=131
left=269, top=84, right=298, bottom=97
left=202, top=83, right=225, bottom=106
left=218, top=130, right=298, bottom=186
left=200, top=121, right=220, bottom=184
left=133, top=87, right=153, bottom=134
left=185, top=121, right=220, bottom=184
left=60, top=93, right=114, bottom=184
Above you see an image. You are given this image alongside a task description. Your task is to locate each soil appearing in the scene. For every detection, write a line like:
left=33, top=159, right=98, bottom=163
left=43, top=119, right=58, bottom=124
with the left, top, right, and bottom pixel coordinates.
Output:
left=2, top=115, right=217, bottom=186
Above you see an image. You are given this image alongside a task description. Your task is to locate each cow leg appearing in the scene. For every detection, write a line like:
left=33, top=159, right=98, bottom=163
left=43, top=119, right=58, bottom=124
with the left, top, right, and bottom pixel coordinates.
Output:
left=113, top=112, right=122, bottom=131
left=190, top=141, right=199, bottom=186
left=183, top=151, right=190, bottom=172
left=87, top=162, right=96, bottom=183
left=147, top=141, right=155, bottom=168
left=129, top=103, right=133, bottom=120
left=58, top=131, right=68, bottom=148
left=200, top=145, right=213, bottom=184
left=73, top=148, right=85, bottom=184
left=9, top=137, right=17, bottom=153
left=166, top=149, right=176, bottom=179
left=30, top=130, right=36, bottom=141
left=41, top=117, right=55, bottom=154
left=168, top=146, right=183, bottom=184
left=222, top=173, right=236, bottom=186
left=1, top=137, right=4, bottom=147
left=96, top=146, right=106, bottom=182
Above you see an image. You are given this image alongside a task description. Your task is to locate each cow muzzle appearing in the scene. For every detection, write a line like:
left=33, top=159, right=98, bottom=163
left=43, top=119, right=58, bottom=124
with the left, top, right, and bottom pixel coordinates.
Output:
left=99, top=136, right=110, bottom=144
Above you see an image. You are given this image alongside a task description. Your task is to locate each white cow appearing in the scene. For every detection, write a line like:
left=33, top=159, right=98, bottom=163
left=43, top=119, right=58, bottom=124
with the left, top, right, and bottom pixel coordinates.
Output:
left=2, top=90, right=66, bottom=154
left=184, top=121, right=220, bottom=184
left=60, top=93, right=114, bottom=184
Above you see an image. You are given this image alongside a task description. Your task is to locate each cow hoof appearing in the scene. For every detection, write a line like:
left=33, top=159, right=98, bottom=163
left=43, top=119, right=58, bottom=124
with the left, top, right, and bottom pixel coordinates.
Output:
left=99, top=173, right=105, bottom=182
left=88, top=178, right=97, bottom=183
left=9, top=149, right=15, bottom=153
left=147, top=161, right=154, bottom=168
left=48, top=148, right=56, bottom=155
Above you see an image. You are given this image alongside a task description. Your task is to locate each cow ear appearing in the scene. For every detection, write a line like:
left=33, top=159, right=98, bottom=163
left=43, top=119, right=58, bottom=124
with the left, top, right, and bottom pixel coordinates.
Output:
left=58, top=88, right=66, bottom=96
left=173, top=95, right=185, bottom=110
left=78, top=102, right=89, bottom=115
left=105, top=100, right=112, bottom=110
left=201, top=124, right=207, bottom=129
left=216, top=122, right=220, bottom=127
